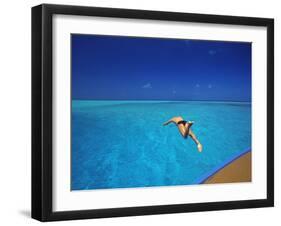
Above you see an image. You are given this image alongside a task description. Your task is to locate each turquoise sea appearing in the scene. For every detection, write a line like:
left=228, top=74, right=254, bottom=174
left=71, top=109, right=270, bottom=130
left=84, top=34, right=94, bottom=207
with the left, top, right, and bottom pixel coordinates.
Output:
left=71, top=100, right=251, bottom=190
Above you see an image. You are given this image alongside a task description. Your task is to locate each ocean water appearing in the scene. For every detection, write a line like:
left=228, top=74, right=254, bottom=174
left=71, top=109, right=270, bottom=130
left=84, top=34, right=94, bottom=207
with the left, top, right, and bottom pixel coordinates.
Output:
left=71, top=100, right=251, bottom=190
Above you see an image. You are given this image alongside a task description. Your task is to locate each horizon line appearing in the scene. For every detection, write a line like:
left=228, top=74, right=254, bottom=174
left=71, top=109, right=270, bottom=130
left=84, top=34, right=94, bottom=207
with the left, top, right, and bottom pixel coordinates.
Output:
left=72, top=99, right=251, bottom=103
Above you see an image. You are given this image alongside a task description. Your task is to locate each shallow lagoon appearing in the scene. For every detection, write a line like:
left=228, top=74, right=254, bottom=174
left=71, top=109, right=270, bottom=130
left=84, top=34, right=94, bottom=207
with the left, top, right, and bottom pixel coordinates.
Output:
left=71, top=100, right=251, bottom=190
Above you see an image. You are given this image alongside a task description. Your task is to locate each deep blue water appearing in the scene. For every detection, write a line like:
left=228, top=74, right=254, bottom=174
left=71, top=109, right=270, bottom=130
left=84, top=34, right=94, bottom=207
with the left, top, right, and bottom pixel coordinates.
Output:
left=71, top=100, right=251, bottom=190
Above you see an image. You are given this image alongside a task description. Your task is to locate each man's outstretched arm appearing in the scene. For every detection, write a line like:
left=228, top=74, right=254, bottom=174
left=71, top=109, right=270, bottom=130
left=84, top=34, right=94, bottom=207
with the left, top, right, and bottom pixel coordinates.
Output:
left=163, top=119, right=175, bottom=126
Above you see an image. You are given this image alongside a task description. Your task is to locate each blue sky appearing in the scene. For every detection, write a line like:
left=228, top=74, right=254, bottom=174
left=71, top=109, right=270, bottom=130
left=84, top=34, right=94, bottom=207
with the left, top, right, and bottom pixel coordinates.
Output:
left=72, top=34, right=251, bottom=101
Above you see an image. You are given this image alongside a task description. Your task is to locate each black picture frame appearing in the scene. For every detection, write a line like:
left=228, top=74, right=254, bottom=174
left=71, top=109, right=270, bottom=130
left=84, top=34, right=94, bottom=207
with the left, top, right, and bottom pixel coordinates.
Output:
left=32, top=3, right=274, bottom=222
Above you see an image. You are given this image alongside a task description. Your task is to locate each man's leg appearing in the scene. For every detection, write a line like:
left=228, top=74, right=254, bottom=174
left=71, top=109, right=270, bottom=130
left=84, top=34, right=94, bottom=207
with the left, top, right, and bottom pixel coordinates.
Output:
left=183, top=121, right=194, bottom=138
left=189, top=129, right=203, bottom=152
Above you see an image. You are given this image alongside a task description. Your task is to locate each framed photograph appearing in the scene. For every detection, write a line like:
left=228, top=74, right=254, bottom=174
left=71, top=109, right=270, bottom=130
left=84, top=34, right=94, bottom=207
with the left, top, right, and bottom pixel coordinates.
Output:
left=32, top=4, right=274, bottom=221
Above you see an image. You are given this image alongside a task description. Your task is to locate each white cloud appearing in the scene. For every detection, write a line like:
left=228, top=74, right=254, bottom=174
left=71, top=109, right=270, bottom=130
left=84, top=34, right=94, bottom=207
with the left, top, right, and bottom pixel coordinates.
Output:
left=208, top=50, right=216, bottom=55
left=142, top=83, right=152, bottom=89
